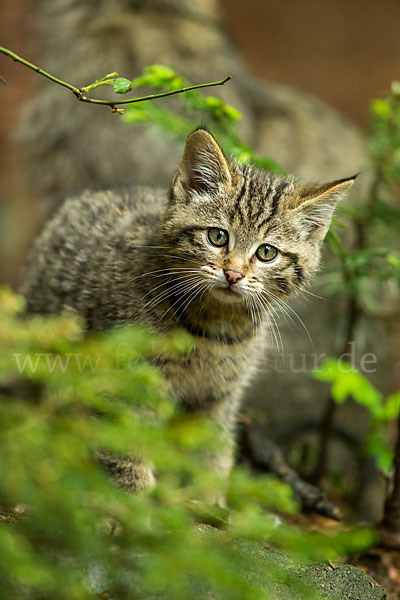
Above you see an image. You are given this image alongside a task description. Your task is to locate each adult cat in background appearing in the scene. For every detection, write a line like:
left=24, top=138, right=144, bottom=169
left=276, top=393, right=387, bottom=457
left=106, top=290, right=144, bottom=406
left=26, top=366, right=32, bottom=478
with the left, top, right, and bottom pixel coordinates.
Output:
left=15, top=0, right=365, bottom=210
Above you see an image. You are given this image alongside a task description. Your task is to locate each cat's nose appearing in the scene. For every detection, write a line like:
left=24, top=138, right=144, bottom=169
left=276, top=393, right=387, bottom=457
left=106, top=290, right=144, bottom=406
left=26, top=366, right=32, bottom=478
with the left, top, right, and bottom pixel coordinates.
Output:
left=224, top=269, right=244, bottom=285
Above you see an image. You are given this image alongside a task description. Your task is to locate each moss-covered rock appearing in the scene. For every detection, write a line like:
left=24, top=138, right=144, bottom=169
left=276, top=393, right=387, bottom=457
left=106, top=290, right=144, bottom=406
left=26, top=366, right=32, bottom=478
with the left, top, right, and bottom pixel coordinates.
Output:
left=198, top=526, right=386, bottom=600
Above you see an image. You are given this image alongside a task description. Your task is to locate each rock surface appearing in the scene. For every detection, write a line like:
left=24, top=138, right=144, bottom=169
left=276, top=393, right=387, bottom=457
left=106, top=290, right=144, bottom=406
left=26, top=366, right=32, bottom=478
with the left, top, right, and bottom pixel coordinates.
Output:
left=198, top=526, right=386, bottom=600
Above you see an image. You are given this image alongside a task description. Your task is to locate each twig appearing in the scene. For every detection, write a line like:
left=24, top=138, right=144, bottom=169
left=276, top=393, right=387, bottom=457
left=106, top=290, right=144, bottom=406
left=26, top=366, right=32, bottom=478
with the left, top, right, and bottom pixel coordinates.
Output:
left=239, top=422, right=342, bottom=520
left=0, top=46, right=231, bottom=112
left=312, top=294, right=359, bottom=484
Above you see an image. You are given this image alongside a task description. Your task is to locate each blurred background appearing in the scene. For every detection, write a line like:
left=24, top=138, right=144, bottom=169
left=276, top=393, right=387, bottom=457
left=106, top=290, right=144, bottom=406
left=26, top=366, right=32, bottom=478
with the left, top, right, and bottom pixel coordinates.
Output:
left=1, top=0, right=400, bottom=285
left=1, top=0, right=400, bottom=283
left=0, top=0, right=399, bottom=521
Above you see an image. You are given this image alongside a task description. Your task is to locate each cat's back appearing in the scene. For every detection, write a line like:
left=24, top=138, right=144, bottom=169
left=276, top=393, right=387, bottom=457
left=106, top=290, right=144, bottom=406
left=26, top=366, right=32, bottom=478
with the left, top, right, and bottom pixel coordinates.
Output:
left=21, top=186, right=166, bottom=320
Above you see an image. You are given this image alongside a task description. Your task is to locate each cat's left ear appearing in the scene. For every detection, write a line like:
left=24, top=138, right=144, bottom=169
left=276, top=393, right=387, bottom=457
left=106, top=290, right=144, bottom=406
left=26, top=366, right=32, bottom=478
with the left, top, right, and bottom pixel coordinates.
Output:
left=293, top=175, right=357, bottom=241
left=172, top=129, right=232, bottom=203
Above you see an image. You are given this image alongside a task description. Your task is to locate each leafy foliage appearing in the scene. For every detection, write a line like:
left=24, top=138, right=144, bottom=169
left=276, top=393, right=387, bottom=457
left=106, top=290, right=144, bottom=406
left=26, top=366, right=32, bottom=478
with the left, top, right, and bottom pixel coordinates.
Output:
left=311, top=87, right=400, bottom=479
left=0, top=289, right=374, bottom=599
left=325, top=87, right=400, bottom=306
left=313, top=360, right=400, bottom=471
left=124, top=65, right=284, bottom=174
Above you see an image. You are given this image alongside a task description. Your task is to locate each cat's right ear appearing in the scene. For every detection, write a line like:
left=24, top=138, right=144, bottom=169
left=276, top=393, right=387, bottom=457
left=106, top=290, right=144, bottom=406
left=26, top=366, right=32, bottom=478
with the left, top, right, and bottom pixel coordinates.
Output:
left=171, top=129, right=231, bottom=203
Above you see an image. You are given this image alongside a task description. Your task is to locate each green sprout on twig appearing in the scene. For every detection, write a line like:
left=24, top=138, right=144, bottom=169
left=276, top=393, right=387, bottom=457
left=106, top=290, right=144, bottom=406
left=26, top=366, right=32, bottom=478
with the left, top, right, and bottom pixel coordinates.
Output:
left=0, top=46, right=231, bottom=114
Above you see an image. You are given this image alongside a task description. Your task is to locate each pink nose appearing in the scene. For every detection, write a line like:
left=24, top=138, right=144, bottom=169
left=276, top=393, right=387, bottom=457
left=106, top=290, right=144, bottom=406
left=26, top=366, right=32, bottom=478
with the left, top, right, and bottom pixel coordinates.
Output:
left=224, top=269, right=244, bottom=285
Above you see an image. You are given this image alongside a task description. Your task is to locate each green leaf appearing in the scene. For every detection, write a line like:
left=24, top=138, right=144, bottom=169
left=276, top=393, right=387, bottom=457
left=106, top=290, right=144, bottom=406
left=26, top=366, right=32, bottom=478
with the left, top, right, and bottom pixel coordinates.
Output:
left=123, top=104, right=150, bottom=122
left=223, top=105, right=241, bottom=121
left=371, top=98, right=391, bottom=119
left=145, top=64, right=176, bottom=80
left=387, top=253, right=400, bottom=268
left=383, top=391, right=400, bottom=420
left=204, top=97, right=222, bottom=109
left=365, top=435, right=394, bottom=472
left=113, top=77, right=133, bottom=94
left=313, top=358, right=383, bottom=416
left=133, top=64, right=182, bottom=90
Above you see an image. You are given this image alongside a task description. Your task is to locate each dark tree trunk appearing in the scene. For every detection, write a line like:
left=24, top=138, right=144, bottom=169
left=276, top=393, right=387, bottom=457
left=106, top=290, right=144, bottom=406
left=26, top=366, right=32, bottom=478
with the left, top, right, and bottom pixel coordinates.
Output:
left=380, top=413, right=400, bottom=549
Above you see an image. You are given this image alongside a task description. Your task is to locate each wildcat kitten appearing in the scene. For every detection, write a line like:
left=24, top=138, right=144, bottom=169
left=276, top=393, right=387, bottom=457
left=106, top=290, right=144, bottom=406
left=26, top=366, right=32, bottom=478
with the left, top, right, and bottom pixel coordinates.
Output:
left=21, top=129, right=354, bottom=494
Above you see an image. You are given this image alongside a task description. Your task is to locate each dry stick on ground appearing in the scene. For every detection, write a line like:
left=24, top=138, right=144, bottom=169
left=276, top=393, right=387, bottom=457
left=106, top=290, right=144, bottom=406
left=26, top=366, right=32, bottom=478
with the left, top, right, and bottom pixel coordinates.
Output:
left=0, top=46, right=231, bottom=113
left=239, top=421, right=342, bottom=520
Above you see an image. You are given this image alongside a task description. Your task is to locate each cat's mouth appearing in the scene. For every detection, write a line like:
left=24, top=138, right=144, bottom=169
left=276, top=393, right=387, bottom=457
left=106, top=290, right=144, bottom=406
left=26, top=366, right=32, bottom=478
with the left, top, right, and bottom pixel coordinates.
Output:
left=210, top=284, right=243, bottom=304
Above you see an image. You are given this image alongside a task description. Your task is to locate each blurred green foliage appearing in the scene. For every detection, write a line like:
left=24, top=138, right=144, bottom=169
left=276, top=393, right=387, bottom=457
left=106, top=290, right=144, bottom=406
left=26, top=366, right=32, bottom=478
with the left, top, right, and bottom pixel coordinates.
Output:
left=0, top=289, right=374, bottom=599
left=313, top=359, right=400, bottom=471
left=312, top=86, right=400, bottom=480
left=1, top=63, right=398, bottom=597
left=324, top=84, right=400, bottom=307
left=123, top=65, right=285, bottom=174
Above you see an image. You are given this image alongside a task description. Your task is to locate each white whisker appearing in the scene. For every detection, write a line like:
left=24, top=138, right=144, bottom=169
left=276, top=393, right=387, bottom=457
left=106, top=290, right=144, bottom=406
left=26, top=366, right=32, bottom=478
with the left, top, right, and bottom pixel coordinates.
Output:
left=145, top=277, right=204, bottom=312
left=159, top=279, right=207, bottom=322
left=142, top=271, right=203, bottom=308
left=262, top=289, right=313, bottom=347
left=292, top=283, right=326, bottom=301
left=256, top=293, right=284, bottom=357
left=128, top=265, right=201, bottom=289
left=140, top=276, right=204, bottom=314
left=249, top=294, right=264, bottom=350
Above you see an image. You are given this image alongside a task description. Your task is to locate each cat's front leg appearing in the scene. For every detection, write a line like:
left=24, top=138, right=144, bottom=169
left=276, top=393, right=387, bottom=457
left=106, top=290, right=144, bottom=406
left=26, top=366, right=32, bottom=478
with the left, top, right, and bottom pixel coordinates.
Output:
left=194, top=391, right=242, bottom=507
left=97, top=451, right=156, bottom=492
left=202, top=443, right=235, bottom=507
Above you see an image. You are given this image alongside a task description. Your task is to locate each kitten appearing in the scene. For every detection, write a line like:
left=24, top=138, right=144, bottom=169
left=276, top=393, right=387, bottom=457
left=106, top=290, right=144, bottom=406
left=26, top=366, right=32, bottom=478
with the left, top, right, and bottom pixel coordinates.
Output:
left=21, top=129, right=355, bottom=495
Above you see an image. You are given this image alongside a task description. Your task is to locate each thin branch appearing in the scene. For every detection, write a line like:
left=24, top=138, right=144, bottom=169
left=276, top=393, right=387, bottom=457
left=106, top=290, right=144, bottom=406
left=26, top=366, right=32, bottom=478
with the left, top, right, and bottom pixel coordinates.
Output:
left=0, top=47, right=79, bottom=94
left=312, top=293, right=359, bottom=485
left=239, top=421, right=342, bottom=520
left=0, top=46, right=231, bottom=112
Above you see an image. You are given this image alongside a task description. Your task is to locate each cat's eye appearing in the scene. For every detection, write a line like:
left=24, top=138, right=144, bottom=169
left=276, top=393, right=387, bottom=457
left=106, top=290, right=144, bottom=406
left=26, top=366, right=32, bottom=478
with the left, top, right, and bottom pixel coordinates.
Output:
left=255, top=244, right=278, bottom=262
left=208, top=228, right=229, bottom=247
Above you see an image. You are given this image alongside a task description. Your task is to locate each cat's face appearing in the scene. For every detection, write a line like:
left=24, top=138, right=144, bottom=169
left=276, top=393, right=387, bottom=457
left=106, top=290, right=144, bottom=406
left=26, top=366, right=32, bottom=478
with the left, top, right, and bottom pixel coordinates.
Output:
left=163, top=129, right=355, bottom=310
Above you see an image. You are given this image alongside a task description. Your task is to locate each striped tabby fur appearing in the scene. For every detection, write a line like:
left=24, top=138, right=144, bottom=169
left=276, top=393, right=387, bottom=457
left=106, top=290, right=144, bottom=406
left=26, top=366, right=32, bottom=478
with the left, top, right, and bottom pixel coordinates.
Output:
left=21, top=129, right=355, bottom=498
